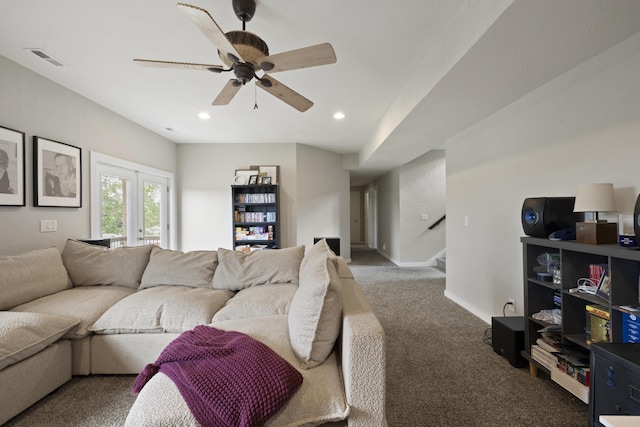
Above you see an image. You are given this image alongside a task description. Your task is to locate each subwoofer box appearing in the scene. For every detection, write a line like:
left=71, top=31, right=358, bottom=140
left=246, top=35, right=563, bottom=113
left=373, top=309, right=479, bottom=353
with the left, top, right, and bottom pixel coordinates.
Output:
left=521, top=197, right=577, bottom=238
left=492, top=316, right=526, bottom=368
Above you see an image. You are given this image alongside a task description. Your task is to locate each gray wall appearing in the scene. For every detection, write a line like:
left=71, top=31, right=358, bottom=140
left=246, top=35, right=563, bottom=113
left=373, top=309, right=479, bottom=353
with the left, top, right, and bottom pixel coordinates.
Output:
left=445, top=32, right=640, bottom=323
left=0, top=56, right=177, bottom=256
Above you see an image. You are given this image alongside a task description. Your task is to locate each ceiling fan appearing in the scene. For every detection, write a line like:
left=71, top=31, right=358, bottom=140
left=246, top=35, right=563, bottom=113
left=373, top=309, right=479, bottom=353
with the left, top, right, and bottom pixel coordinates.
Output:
left=134, top=0, right=337, bottom=112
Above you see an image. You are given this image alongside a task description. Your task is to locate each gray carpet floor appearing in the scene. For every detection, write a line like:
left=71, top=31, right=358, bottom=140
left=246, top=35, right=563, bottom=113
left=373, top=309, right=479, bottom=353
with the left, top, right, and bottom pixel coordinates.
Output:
left=5, top=246, right=589, bottom=426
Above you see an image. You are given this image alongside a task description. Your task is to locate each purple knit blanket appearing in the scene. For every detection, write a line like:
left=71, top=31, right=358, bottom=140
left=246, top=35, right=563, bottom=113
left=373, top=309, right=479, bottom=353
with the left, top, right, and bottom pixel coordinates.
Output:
left=133, top=325, right=303, bottom=427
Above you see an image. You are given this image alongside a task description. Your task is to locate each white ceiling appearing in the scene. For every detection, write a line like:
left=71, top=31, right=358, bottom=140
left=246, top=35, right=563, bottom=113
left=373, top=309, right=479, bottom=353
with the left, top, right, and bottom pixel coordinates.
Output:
left=1, top=0, right=639, bottom=185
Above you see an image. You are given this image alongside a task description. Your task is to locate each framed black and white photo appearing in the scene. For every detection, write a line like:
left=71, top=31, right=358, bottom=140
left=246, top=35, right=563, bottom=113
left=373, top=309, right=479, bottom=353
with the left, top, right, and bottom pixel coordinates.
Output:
left=248, top=175, right=258, bottom=185
left=262, top=176, right=272, bottom=185
left=0, top=125, right=26, bottom=206
left=34, top=136, right=81, bottom=207
left=250, top=165, right=279, bottom=185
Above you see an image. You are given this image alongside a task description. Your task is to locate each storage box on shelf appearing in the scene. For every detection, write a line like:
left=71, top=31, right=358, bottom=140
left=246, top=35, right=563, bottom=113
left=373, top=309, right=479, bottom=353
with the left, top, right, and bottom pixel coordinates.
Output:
left=522, top=237, right=640, bottom=403
left=232, top=184, right=280, bottom=250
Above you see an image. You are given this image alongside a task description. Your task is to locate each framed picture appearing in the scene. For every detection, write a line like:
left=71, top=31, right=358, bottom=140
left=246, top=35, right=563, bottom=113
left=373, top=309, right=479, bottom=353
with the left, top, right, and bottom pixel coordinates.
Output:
left=251, top=165, right=279, bottom=185
left=0, top=125, right=26, bottom=206
left=248, top=175, right=258, bottom=185
left=596, top=270, right=610, bottom=301
left=262, top=176, right=272, bottom=185
left=233, top=169, right=258, bottom=185
left=33, top=136, right=81, bottom=207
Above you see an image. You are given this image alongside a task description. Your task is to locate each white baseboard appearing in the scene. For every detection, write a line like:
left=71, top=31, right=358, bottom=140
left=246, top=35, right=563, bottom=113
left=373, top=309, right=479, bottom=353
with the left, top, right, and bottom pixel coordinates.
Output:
left=378, top=249, right=444, bottom=267
left=444, top=289, right=492, bottom=325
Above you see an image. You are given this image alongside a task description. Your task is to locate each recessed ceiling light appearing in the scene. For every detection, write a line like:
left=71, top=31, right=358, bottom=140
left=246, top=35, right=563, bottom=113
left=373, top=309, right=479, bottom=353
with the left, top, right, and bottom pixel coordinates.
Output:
left=333, top=112, right=345, bottom=120
left=198, top=112, right=210, bottom=120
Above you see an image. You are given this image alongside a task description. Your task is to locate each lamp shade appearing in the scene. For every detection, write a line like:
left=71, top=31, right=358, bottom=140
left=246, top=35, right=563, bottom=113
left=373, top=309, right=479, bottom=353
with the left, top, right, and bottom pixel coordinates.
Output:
left=573, top=183, right=616, bottom=213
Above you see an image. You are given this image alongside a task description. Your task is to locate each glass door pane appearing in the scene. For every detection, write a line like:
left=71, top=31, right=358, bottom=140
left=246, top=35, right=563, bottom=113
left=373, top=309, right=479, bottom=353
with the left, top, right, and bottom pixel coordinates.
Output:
left=141, top=180, right=162, bottom=246
left=91, top=152, right=173, bottom=249
left=100, top=172, right=133, bottom=248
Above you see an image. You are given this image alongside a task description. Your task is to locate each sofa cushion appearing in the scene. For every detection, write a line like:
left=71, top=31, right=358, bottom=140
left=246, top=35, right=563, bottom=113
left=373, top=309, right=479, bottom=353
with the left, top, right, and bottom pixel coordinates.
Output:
left=212, top=246, right=304, bottom=291
left=212, top=283, right=298, bottom=322
left=61, top=239, right=153, bottom=289
left=89, top=286, right=234, bottom=334
left=10, top=286, right=135, bottom=338
left=0, top=247, right=71, bottom=310
left=0, top=311, right=79, bottom=370
left=288, top=249, right=343, bottom=369
left=127, top=315, right=349, bottom=426
left=139, top=246, right=218, bottom=290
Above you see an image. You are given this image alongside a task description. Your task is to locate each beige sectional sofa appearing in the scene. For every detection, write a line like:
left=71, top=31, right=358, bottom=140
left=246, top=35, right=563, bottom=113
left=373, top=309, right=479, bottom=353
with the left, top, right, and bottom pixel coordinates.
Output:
left=0, top=239, right=387, bottom=426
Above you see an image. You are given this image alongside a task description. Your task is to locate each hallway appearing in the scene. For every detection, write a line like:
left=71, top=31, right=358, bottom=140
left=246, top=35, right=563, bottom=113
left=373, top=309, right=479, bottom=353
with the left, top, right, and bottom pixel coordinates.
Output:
left=349, top=244, right=396, bottom=266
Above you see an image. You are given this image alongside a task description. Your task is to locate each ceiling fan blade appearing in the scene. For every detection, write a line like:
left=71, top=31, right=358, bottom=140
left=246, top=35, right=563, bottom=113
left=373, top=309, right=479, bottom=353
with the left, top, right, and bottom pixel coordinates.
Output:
left=177, top=3, right=244, bottom=62
left=258, top=43, right=336, bottom=73
left=213, top=79, right=243, bottom=105
left=257, top=75, right=313, bottom=112
left=133, top=59, right=223, bottom=71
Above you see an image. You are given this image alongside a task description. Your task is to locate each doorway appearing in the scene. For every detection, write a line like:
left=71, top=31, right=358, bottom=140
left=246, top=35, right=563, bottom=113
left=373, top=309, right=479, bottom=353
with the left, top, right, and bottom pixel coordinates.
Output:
left=90, top=152, right=175, bottom=248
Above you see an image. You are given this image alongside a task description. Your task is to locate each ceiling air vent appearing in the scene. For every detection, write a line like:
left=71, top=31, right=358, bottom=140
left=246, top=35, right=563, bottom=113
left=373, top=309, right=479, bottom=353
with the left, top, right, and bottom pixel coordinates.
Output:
left=25, top=48, right=66, bottom=67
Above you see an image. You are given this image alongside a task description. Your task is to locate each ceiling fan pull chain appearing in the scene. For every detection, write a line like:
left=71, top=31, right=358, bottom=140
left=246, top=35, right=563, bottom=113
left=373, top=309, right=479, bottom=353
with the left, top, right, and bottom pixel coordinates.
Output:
left=254, top=82, right=259, bottom=109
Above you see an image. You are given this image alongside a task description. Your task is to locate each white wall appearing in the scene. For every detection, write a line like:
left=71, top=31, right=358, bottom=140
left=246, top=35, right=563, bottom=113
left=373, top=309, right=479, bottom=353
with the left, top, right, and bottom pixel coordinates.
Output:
left=296, top=144, right=350, bottom=259
left=177, top=143, right=297, bottom=251
left=0, top=55, right=177, bottom=256
left=398, top=150, right=446, bottom=265
left=375, top=169, right=400, bottom=261
left=177, top=143, right=350, bottom=256
left=445, top=32, right=640, bottom=323
left=373, top=150, right=446, bottom=265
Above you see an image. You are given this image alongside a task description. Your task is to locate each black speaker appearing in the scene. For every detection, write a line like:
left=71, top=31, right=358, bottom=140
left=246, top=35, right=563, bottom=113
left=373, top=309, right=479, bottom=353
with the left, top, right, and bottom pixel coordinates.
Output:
left=634, top=194, right=640, bottom=238
left=521, top=197, right=576, bottom=238
left=313, top=237, right=340, bottom=256
left=492, top=316, right=526, bottom=368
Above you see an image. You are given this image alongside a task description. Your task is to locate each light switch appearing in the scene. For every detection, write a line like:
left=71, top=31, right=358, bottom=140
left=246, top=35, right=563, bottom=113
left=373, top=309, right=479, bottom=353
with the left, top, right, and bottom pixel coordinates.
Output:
left=40, top=219, right=57, bottom=232
left=421, top=214, right=429, bottom=221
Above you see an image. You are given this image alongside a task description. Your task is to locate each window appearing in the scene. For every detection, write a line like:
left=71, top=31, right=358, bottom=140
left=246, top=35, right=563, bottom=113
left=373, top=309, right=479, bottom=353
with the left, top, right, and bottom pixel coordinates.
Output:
left=90, top=152, right=175, bottom=248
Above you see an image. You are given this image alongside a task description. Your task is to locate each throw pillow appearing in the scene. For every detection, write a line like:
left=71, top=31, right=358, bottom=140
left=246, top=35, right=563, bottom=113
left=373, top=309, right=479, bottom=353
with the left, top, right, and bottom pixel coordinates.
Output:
left=0, top=311, right=79, bottom=370
left=139, top=246, right=218, bottom=289
left=0, top=247, right=71, bottom=310
left=288, top=249, right=343, bottom=369
left=61, top=239, right=153, bottom=289
left=212, top=246, right=304, bottom=291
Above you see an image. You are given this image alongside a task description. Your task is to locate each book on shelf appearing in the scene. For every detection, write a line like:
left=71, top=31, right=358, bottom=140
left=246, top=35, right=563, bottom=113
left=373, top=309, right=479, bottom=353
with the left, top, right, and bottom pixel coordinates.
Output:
left=536, top=338, right=561, bottom=353
left=235, top=192, right=276, bottom=204
left=586, top=304, right=611, bottom=344
left=531, top=345, right=558, bottom=371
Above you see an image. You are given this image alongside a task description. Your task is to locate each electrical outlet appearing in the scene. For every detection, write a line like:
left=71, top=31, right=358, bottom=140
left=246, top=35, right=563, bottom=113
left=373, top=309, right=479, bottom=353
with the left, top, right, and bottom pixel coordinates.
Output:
left=507, top=298, right=516, bottom=312
left=464, top=216, right=469, bottom=226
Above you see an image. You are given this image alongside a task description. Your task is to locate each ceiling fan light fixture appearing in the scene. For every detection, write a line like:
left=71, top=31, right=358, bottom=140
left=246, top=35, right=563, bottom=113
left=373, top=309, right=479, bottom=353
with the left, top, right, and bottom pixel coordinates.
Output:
left=334, top=112, right=346, bottom=120
left=258, top=77, right=272, bottom=88
left=198, top=112, right=210, bottom=120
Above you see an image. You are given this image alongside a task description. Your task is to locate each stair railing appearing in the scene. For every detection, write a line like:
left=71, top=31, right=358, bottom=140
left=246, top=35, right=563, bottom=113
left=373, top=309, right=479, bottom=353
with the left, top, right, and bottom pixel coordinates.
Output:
left=428, top=215, right=446, bottom=230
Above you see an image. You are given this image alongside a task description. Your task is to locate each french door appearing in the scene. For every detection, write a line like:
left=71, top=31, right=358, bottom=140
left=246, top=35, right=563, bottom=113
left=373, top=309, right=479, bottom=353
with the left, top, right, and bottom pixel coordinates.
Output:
left=91, top=152, right=174, bottom=248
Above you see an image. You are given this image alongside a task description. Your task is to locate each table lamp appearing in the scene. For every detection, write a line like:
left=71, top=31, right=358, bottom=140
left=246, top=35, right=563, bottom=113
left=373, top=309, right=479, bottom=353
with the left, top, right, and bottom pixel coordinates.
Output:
left=573, top=183, right=617, bottom=244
